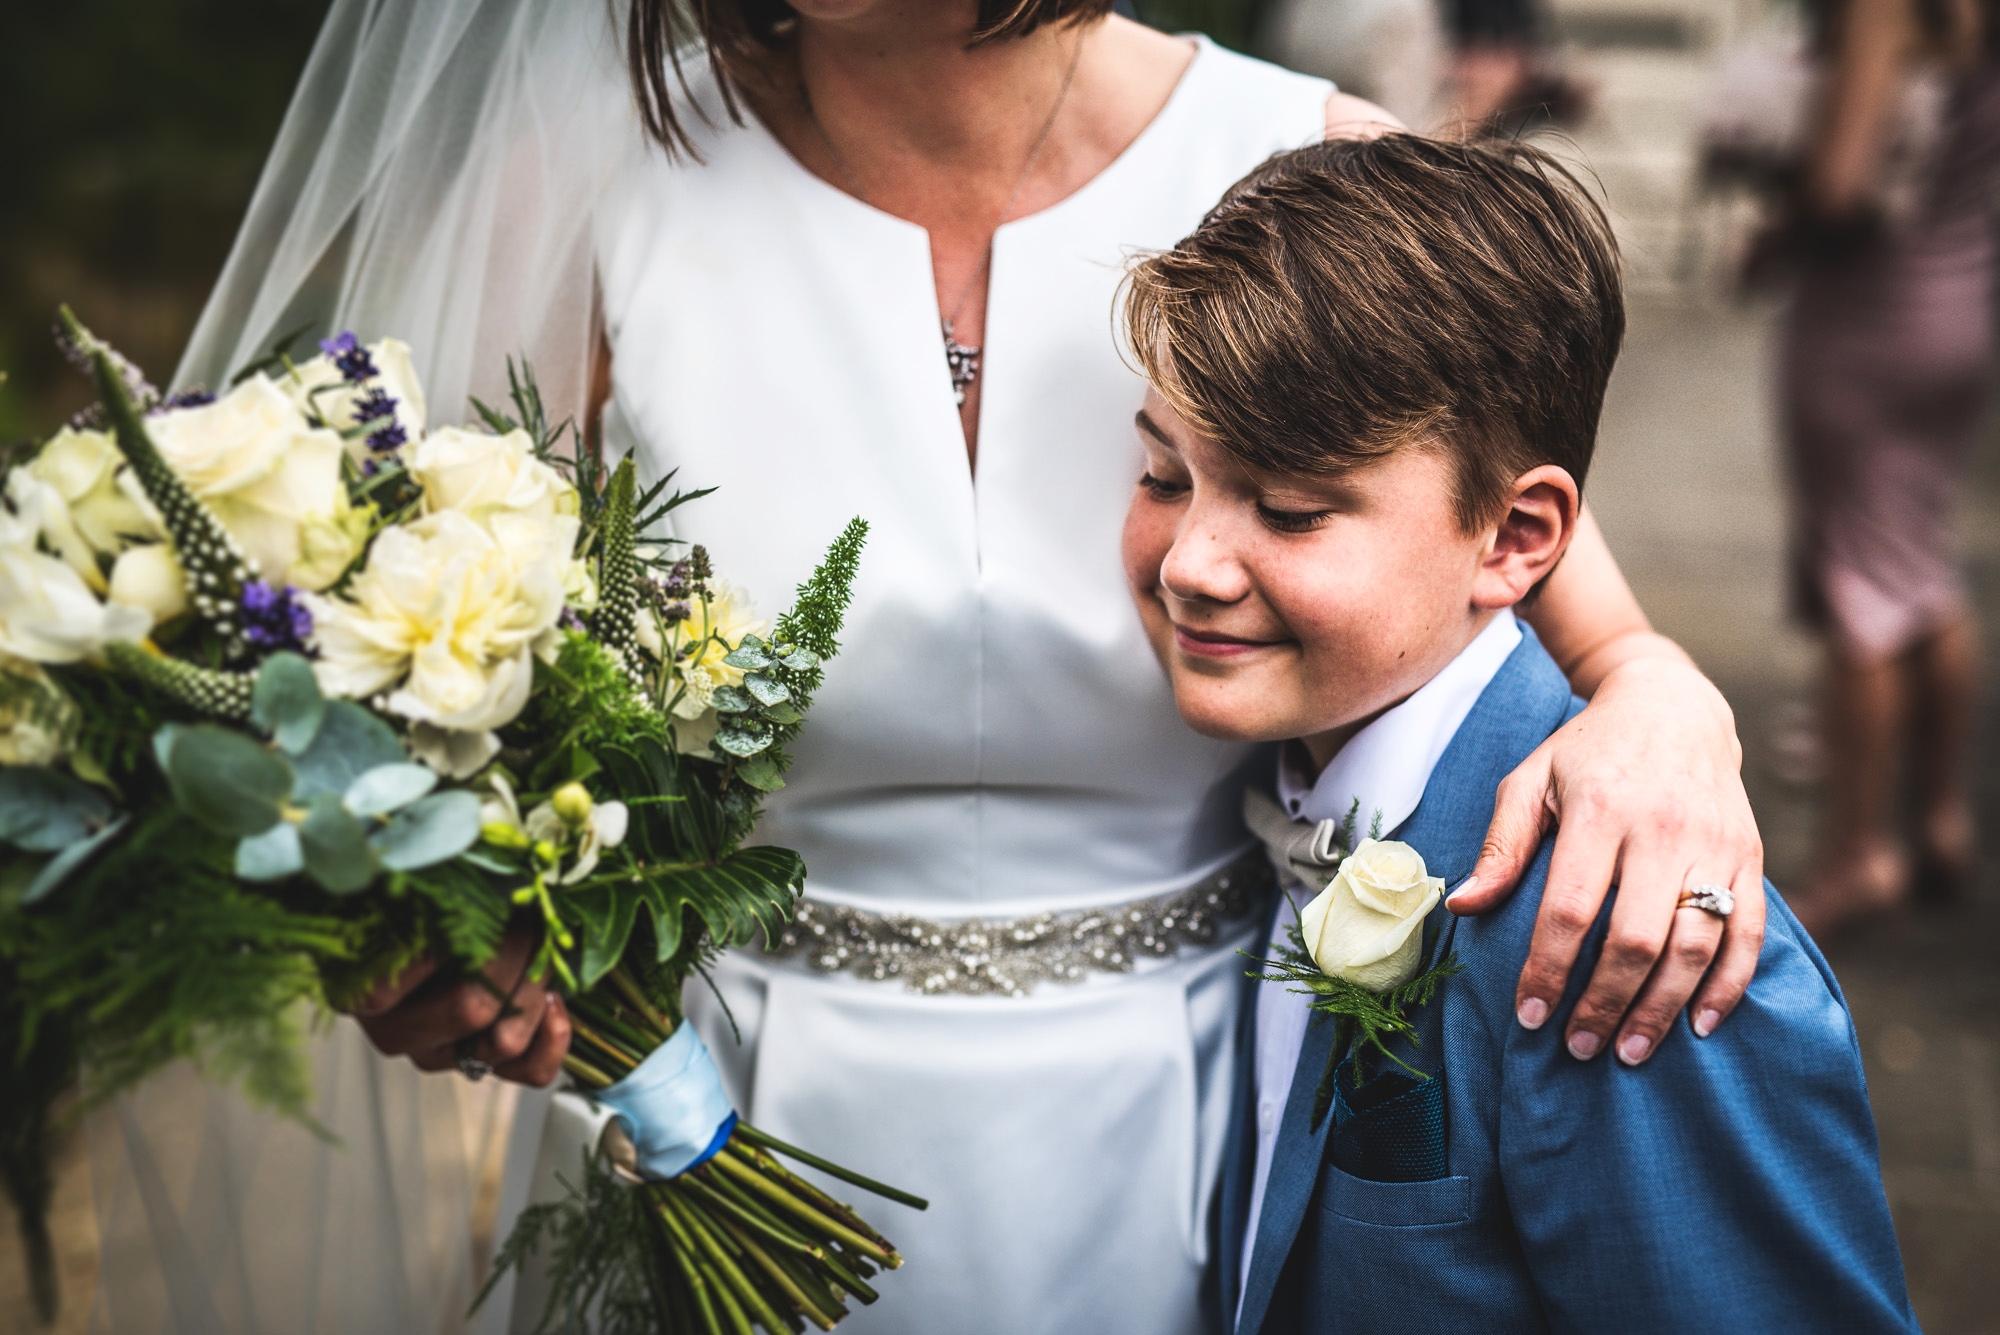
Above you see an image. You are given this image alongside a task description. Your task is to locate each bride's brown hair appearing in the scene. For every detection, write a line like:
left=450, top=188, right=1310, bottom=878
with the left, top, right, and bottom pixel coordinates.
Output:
left=627, top=0, right=1114, bottom=157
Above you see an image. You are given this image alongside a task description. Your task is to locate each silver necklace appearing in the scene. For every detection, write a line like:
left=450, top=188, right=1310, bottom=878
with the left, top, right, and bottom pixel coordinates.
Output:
left=802, top=39, right=1085, bottom=408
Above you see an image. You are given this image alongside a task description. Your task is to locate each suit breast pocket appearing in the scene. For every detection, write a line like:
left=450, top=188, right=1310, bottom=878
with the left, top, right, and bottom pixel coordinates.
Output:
left=1319, top=1162, right=1472, bottom=1227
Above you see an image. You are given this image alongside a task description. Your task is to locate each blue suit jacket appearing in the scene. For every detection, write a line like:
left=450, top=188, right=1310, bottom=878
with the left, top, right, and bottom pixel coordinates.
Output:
left=1222, top=629, right=1916, bottom=1334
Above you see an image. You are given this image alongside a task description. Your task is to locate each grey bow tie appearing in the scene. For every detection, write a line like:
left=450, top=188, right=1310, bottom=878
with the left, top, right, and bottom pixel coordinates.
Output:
left=1242, top=787, right=1347, bottom=894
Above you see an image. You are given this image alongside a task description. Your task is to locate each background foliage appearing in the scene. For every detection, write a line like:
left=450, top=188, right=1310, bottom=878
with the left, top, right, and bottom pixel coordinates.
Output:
left=0, top=1, right=330, bottom=442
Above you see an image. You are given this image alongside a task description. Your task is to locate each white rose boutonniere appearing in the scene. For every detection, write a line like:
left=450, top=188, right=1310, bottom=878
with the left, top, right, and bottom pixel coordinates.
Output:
left=1301, top=838, right=1446, bottom=992
left=1252, top=807, right=1462, bottom=1123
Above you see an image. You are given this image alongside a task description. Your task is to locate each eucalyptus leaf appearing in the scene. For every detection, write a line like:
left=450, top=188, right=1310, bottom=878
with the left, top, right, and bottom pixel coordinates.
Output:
left=292, top=702, right=405, bottom=799
left=733, top=753, right=785, bottom=792
left=20, top=815, right=128, bottom=905
left=458, top=846, right=523, bottom=875
left=343, top=763, right=437, bottom=818
left=743, top=673, right=789, bottom=707
left=165, top=726, right=292, bottom=836
left=780, top=649, right=819, bottom=671
left=709, top=685, right=755, bottom=715
left=252, top=653, right=327, bottom=755
left=298, top=794, right=377, bottom=894
left=759, top=701, right=802, bottom=726
left=151, top=723, right=180, bottom=776
left=370, top=790, right=482, bottom=871
left=235, top=821, right=304, bottom=881
left=713, top=726, right=771, bottom=758
left=721, top=644, right=772, bottom=671
left=0, top=767, right=116, bottom=852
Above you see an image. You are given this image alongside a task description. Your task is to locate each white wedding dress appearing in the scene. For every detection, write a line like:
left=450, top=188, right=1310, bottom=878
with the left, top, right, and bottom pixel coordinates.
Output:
left=551, top=39, right=1331, bottom=1335
left=108, top=8, right=1333, bottom=1331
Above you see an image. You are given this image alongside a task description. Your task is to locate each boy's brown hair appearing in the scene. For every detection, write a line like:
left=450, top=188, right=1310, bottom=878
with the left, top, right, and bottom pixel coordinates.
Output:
left=1125, top=134, right=1624, bottom=531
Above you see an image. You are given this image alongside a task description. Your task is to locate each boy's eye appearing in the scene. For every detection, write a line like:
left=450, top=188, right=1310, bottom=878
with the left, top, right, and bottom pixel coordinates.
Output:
left=1138, top=472, right=1188, bottom=499
left=1256, top=502, right=1333, bottom=533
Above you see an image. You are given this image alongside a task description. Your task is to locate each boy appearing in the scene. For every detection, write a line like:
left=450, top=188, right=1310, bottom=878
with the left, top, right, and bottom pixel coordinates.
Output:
left=1121, top=136, right=1916, bottom=1333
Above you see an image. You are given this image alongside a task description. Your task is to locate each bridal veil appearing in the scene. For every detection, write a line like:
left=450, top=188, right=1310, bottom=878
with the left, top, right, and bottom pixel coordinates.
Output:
left=95, top=3, right=642, bottom=1330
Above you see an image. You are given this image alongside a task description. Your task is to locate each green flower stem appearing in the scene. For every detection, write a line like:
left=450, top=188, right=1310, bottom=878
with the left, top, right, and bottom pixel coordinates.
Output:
left=764, top=1234, right=857, bottom=1318
left=652, top=1199, right=728, bottom=1335
left=712, top=1208, right=842, bottom=1332
left=661, top=1190, right=784, bottom=1335
left=566, top=1019, right=639, bottom=1074
left=681, top=1169, right=825, bottom=1259
left=559, top=1052, right=614, bottom=1089
left=609, top=965, right=678, bottom=1036
left=568, top=997, right=658, bottom=1060
left=735, top=1140, right=898, bottom=1257
left=735, top=1123, right=931, bottom=1212
left=709, top=1147, right=897, bottom=1268
left=811, top=1248, right=881, bottom=1307
left=696, top=1161, right=832, bottom=1258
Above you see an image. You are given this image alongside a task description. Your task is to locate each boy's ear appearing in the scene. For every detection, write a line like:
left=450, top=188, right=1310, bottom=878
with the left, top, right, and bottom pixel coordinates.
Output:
left=1472, top=465, right=1581, bottom=610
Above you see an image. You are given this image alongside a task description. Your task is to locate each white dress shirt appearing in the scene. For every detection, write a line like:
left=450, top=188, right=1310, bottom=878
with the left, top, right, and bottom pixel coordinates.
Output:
left=1238, top=610, right=1522, bottom=1316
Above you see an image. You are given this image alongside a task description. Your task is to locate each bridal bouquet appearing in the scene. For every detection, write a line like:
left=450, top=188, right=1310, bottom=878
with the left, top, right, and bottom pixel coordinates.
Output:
left=0, top=312, right=920, bottom=1333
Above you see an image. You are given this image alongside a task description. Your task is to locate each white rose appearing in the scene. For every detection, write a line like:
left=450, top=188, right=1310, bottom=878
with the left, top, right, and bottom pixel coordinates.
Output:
left=307, top=507, right=573, bottom=732
left=408, top=426, right=578, bottom=531
left=562, top=558, right=599, bottom=613
left=1299, top=838, right=1446, bottom=992
left=108, top=543, right=189, bottom=624
left=0, top=502, right=149, bottom=664
left=145, top=375, right=356, bottom=591
left=27, top=428, right=162, bottom=579
left=281, top=336, right=427, bottom=462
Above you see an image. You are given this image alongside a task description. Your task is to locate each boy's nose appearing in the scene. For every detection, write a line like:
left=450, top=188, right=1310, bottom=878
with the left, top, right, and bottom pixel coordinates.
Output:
left=1159, top=519, right=1252, bottom=606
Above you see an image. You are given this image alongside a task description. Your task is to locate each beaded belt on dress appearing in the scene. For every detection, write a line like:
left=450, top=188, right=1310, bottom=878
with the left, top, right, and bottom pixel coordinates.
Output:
left=763, top=849, right=1274, bottom=997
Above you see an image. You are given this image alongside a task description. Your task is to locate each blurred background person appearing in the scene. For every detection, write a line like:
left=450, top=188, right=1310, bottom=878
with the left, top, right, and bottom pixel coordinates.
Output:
left=1258, top=0, right=1587, bottom=133
left=1774, top=0, right=2000, bottom=934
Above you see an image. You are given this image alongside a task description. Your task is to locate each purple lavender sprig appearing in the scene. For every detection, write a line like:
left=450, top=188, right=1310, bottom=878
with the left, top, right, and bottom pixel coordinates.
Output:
left=240, top=580, right=315, bottom=655
left=319, top=331, right=379, bottom=384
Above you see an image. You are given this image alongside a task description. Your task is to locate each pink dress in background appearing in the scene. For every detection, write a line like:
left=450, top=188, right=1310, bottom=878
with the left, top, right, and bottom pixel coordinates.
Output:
left=1783, top=65, right=2000, bottom=659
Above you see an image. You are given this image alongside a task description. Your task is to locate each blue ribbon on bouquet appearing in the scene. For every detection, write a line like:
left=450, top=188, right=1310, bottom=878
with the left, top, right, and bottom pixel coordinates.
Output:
left=593, top=1023, right=737, bottom=1179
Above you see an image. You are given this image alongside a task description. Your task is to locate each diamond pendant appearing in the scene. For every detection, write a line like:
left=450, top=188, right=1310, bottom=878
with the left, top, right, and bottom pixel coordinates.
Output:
left=942, top=320, right=980, bottom=408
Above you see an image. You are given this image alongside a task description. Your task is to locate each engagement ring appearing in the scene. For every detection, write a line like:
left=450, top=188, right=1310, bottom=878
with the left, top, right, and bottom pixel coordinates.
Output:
left=453, top=1037, right=493, bottom=1082
left=1678, top=884, right=1735, bottom=918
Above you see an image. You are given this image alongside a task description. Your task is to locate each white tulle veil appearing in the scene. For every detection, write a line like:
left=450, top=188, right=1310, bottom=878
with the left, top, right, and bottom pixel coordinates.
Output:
left=96, top=3, right=647, bottom=1330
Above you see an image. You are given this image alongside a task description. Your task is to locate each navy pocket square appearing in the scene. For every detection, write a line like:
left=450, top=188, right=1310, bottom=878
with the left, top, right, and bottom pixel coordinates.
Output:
left=1327, top=1056, right=1449, bottom=1184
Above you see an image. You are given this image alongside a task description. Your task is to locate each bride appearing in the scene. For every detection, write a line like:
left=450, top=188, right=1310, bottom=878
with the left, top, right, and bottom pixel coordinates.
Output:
left=94, top=2, right=1767, bottom=1331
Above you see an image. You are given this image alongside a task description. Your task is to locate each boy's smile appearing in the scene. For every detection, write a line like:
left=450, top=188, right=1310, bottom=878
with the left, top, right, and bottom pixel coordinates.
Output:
left=1122, top=388, right=1576, bottom=771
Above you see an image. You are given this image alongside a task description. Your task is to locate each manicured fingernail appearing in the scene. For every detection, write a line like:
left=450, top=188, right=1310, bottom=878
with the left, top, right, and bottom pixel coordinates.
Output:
left=1694, top=1009, right=1720, bottom=1038
left=1516, top=997, right=1549, bottom=1030
left=1617, top=1035, right=1652, bottom=1065
left=1567, top=1030, right=1602, bottom=1060
left=1447, top=875, right=1479, bottom=901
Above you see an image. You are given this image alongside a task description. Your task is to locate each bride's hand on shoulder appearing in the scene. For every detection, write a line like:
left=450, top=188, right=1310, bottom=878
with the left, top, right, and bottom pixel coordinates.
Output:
left=1449, top=513, right=1767, bottom=1068
left=344, top=924, right=572, bottom=1087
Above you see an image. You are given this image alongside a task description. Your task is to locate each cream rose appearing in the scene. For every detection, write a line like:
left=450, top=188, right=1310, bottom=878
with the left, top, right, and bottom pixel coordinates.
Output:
left=24, top=428, right=162, bottom=586
left=281, top=336, right=427, bottom=460
left=408, top=426, right=578, bottom=529
left=0, top=493, right=149, bottom=664
left=107, top=543, right=189, bottom=624
left=145, top=375, right=357, bottom=591
left=307, top=506, right=574, bottom=736
left=1299, top=838, right=1446, bottom=992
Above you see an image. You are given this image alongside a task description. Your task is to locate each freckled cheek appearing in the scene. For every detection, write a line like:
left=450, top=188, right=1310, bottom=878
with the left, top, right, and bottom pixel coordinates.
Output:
left=1120, top=503, right=1172, bottom=599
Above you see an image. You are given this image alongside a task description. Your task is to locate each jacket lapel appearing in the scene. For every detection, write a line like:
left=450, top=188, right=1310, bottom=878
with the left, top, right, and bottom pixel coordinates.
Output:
left=1231, top=627, right=1576, bottom=1334
left=1233, top=999, right=1343, bottom=1335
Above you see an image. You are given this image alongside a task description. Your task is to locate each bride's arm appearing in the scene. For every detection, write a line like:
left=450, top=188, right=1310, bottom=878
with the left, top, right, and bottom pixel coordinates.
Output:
left=1449, top=509, right=1767, bottom=1066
